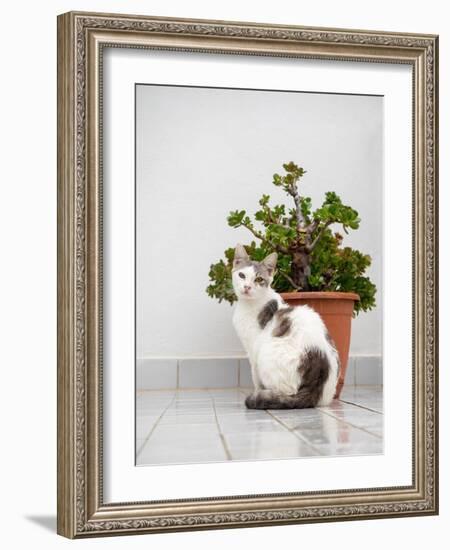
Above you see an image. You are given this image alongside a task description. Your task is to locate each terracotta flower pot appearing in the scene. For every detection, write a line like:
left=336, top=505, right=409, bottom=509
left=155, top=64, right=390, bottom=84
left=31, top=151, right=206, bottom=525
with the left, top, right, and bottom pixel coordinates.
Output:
left=280, top=291, right=359, bottom=399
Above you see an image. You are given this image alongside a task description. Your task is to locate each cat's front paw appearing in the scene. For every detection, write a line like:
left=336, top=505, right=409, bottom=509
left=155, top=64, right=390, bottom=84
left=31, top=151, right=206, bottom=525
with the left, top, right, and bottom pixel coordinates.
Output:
left=245, top=393, right=258, bottom=409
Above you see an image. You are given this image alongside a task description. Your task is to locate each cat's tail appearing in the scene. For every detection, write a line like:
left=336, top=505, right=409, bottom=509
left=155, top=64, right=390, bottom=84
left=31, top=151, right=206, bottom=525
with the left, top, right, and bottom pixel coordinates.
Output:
left=245, top=388, right=318, bottom=410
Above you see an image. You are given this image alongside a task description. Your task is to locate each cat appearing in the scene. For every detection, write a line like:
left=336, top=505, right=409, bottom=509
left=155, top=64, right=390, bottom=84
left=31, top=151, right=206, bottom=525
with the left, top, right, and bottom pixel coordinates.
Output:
left=231, top=243, right=339, bottom=409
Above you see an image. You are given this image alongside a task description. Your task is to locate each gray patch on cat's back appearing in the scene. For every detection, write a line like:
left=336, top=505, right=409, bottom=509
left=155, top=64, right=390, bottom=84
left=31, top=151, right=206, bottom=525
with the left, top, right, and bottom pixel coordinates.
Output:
left=258, top=299, right=278, bottom=329
left=272, top=306, right=294, bottom=337
left=244, top=341, right=332, bottom=410
left=298, top=348, right=331, bottom=406
left=272, top=317, right=291, bottom=337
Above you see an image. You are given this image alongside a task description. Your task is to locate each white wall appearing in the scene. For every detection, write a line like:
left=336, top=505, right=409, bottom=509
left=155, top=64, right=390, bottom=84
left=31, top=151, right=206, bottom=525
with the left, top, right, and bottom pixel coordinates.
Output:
left=136, top=83, right=383, bottom=358
left=1, top=1, right=447, bottom=549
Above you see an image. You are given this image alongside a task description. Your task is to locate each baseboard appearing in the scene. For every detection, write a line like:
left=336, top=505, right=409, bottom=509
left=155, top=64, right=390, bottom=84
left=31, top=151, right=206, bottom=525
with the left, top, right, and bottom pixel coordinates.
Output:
left=136, top=355, right=382, bottom=391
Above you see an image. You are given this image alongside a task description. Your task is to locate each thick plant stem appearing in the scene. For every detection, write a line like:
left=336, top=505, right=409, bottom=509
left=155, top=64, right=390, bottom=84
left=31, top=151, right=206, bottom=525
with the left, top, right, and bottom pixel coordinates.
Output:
left=291, top=248, right=311, bottom=290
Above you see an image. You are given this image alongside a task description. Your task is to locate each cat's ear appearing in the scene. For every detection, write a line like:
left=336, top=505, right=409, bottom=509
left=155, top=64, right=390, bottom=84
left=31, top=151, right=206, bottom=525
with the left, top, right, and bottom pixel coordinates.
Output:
left=261, top=252, right=278, bottom=275
left=233, top=244, right=250, bottom=269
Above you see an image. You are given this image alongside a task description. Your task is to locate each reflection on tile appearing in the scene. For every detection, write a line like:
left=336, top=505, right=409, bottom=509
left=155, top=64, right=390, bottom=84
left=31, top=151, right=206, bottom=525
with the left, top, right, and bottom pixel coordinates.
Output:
left=136, top=386, right=384, bottom=466
left=320, top=402, right=384, bottom=437
left=217, top=410, right=272, bottom=423
left=269, top=408, right=327, bottom=428
left=218, top=417, right=287, bottom=434
left=293, top=411, right=382, bottom=456
left=223, top=431, right=316, bottom=460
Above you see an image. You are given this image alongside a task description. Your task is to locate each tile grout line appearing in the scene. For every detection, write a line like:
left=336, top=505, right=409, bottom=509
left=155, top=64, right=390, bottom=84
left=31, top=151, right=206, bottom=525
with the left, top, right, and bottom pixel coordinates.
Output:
left=239, top=387, right=324, bottom=455
left=209, top=390, right=233, bottom=461
left=239, top=388, right=382, bottom=447
left=136, top=392, right=177, bottom=459
left=136, top=388, right=383, bottom=464
left=339, top=398, right=383, bottom=415
left=318, top=407, right=383, bottom=439
left=265, top=410, right=326, bottom=456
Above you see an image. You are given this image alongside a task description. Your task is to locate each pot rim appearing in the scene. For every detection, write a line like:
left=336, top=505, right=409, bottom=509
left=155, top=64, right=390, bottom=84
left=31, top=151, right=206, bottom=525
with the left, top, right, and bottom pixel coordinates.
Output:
left=280, top=291, right=360, bottom=301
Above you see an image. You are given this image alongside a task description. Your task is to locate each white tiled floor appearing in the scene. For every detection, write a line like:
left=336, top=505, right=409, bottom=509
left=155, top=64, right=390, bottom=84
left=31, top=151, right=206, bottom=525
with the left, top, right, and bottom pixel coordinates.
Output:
left=136, top=386, right=383, bottom=466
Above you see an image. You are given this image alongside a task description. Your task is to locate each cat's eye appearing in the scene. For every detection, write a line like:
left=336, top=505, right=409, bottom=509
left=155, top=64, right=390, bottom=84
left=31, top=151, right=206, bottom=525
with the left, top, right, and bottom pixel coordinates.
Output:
left=238, top=272, right=245, bottom=279
left=255, top=276, right=264, bottom=284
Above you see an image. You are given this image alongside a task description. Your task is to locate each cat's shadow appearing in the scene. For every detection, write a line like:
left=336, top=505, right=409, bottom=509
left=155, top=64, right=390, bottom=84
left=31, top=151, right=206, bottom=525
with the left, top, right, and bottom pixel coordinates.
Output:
left=25, top=515, right=56, bottom=533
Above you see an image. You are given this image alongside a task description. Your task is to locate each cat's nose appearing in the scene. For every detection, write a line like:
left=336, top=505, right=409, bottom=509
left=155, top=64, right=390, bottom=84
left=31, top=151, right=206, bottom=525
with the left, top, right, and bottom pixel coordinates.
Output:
left=244, top=285, right=251, bottom=291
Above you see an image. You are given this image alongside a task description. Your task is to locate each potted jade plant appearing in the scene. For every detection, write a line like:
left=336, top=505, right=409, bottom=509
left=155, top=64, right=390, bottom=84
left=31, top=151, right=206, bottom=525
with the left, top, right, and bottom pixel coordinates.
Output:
left=206, top=162, right=377, bottom=397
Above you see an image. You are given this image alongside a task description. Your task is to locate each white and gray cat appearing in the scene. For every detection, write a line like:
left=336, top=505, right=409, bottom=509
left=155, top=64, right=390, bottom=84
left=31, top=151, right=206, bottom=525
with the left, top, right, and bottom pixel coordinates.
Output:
left=231, top=244, right=339, bottom=409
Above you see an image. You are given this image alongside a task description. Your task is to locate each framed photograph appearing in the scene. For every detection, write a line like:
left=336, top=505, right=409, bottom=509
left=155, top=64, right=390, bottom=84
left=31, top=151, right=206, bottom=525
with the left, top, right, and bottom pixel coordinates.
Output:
left=57, top=11, right=439, bottom=538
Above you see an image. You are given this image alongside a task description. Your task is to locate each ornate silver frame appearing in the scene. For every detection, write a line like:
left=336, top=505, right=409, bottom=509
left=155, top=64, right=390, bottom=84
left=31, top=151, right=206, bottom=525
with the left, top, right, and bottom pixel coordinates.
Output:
left=57, top=11, right=439, bottom=538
